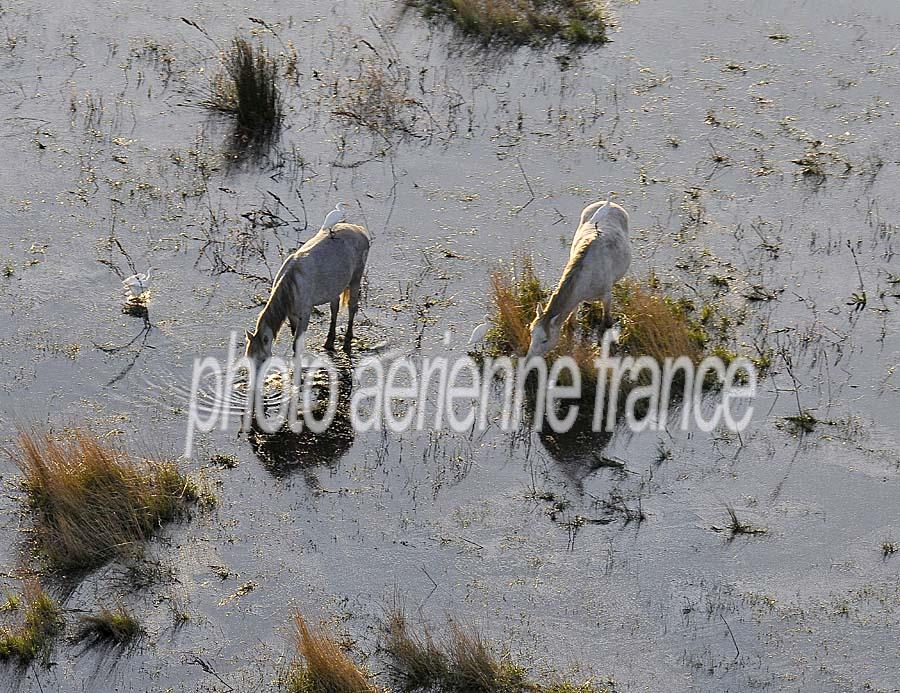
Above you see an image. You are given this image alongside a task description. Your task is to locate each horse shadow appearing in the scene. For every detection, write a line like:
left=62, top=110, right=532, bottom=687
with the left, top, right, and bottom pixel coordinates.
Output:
left=246, top=368, right=356, bottom=481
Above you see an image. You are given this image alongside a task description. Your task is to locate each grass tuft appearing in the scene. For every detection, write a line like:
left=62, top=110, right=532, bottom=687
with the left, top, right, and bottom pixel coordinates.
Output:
left=384, top=609, right=449, bottom=690
left=409, top=0, right=609, bottom=46
left=334, top=64, right=424, bottom=139
left=74, top=605, right=142, bottom=647
left=286, top=612, right=376, bottom=693
left=207, top=37, right=282, bottom=138
left=11, top=427, right=199, bottom=571
left=783, top=411, right=818, bottom=434
left=445, top=620, right=528, bottom=692
left=0, top=581, right=63, bottom=664
left=383, top=609, right=612, bottom=692
left=488, top=256, right=549, bottom=357
left=612, top=279, right=703, bottom=364
left=721, top=505, right=767, bottom=538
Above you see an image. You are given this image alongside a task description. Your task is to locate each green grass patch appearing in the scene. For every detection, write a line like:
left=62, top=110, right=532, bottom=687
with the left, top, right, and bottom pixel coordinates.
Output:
left=0, top=581, right=63, bottom=665
left=74, top=605, right=142, bottom=647
left=408, top=0, right=609, bottom=46
left=383, top=608, right=614, bottom=692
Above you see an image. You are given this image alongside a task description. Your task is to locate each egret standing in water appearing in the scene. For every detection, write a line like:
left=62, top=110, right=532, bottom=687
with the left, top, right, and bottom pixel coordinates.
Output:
left=468, top=314, right=492, bottom=347
left=122, top=269, right=151, bottom=300
left=322, top=202, right=347, bottom=238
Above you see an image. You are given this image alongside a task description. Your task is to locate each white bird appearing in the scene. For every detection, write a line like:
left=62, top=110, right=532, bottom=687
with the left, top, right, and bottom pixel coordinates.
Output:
left=467, top=314, right=492, bottom=346
left=122, top=270, right=151, bottom=299
left=322, top=202, right=347, bottom=238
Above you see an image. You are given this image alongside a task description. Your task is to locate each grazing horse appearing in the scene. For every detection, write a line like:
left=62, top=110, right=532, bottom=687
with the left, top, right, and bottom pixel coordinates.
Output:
left=526, top=199, right=631, bottom=358
left=245, top=223, right=370, bottom=365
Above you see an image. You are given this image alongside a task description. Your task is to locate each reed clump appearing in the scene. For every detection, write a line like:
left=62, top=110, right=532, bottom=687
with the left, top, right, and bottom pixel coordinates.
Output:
left=0, top=581, right=63, bottom=664
left=409, top=0, right=609, bottom=46
left=207, top=37, right=282, bottom=137
left=488, top=256, right=548, bottom=356
left=286, top=612, right=376, bottom=693
left=12, top=428, right=199, bottom=571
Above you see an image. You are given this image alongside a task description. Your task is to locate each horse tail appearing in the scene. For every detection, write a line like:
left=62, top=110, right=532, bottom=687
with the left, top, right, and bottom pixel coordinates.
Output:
left=340, top=286, right=351, bottom=310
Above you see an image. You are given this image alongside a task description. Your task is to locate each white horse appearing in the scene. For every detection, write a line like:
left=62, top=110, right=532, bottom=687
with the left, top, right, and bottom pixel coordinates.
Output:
left=245, top=223, right=370, bottom=365
left=526, top=199, right=631, bottom=358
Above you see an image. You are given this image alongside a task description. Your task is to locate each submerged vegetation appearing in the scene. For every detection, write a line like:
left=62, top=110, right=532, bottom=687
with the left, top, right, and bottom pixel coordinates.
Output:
left=0, top=582, right=63, bottom=664
left=783, top=410, right=818, bottom=434
left=286, top=612, right=376, bottom=693
left=206, top=37, right=282, bottom=139
left=713, top=505, right=768, bottom=538
left=334, top=64, right=426, bottom=140
left=407, top=0, right=609, bottom=46
left=12, top=428, right=200, bottom=571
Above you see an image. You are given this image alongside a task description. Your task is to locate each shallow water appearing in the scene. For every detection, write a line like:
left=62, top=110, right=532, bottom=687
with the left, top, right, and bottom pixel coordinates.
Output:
left=0, top=0, right=898, bottom=690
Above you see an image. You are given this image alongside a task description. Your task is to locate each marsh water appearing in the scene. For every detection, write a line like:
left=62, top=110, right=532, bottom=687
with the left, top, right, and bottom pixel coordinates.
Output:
left=0, top=0, right=898, bottom=690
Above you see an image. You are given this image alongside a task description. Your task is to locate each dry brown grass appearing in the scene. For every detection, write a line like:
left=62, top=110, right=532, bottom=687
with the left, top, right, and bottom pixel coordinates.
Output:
left=612, top=278, right=702, bottom=364
left=383, top=609, right=530, bottom=692
left=12, top=428, right=199, bottom=571
left=286, top=612, right=375, bottom=693
left=488, top=256, right=548, bottom=356
left=0, top=580, right=62, bottom=664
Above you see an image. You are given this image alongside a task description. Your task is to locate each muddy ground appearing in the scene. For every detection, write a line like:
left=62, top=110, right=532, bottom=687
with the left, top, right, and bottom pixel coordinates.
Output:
left=0, top=0, right=898, bottom=690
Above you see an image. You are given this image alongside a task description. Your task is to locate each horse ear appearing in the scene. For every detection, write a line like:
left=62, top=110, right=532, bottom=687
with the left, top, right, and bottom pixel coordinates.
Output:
left=535, top=303, right=544, bottom=320
left=245, top=330, right=254, bottom=342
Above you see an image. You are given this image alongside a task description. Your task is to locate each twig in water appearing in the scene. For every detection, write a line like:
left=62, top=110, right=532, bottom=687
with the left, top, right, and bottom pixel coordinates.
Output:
left=721, top=614, right=740, bottom=661
left=512, top=157, right=535, bottom=215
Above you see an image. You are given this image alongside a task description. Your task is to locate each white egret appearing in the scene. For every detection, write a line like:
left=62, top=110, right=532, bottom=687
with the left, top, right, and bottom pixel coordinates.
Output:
left=468, top=314, right=492, bottom=346
left=122, top=270, right=151, bottom=300
left=321, top=202, right=347, bottom=238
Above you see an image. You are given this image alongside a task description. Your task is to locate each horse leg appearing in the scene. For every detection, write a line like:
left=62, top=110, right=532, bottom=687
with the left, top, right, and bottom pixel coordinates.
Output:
left=343, top=277, right=362, bottom=353
left=324, top=298, right=339, bottom=351
left=602, top=289, right=614, bottom=329
left=292, top=312, right=310, bottom=360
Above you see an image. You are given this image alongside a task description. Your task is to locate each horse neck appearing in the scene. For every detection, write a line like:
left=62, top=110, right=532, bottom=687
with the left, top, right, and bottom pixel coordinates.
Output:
left=544, top=264, right=584, bottom=322
left=257, top=280, right=291, bottom=337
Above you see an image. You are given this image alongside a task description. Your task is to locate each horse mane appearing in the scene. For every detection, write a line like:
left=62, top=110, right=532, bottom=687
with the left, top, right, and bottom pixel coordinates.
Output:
left=543, top=229, right=596, bottom=320
left=255, top=273, right=294, bottom=335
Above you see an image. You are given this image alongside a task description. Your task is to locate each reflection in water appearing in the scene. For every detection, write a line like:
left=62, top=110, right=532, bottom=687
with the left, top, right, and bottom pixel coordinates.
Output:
left=517, top=374, right=615, bottom=485
left=247, top=369, right=355, bottom=478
